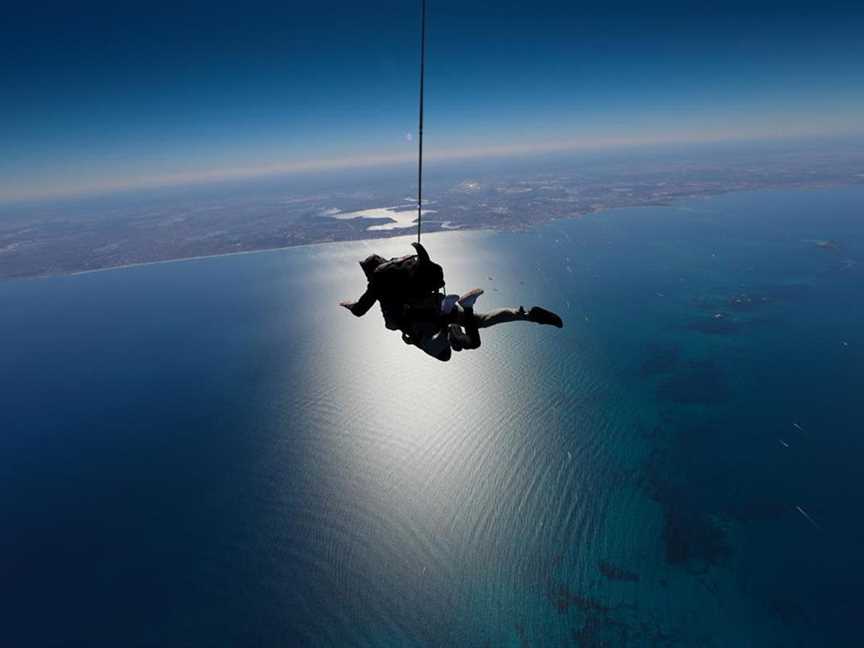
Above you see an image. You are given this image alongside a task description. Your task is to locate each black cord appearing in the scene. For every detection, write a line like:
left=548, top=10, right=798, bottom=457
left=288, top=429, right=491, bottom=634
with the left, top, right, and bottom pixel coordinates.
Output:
left=416, top=0, right=426, bottom=243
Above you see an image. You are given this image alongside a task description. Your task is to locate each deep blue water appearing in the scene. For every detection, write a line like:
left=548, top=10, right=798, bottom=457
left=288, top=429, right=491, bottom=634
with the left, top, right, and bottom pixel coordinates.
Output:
left=2, top=187, right=863, bottom=646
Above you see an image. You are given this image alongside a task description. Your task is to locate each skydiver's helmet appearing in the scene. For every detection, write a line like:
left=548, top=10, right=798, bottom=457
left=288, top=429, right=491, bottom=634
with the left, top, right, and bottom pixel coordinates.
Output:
left=359, top=254, right=387, bottom=277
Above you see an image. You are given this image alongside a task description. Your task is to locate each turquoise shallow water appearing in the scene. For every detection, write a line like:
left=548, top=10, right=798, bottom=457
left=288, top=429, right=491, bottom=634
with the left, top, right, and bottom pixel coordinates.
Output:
left=1, top=186, right=862, bottom=645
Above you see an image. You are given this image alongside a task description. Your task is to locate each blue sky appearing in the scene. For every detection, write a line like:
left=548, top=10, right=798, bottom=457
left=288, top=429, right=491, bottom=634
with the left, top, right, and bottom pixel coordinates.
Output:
left=3, top=1, right=863, bottom=200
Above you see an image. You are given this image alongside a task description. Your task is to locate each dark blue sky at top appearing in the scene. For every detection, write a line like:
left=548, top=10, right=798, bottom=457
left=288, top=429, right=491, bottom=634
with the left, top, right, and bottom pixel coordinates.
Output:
left=2, top=1, right=863, bottom=199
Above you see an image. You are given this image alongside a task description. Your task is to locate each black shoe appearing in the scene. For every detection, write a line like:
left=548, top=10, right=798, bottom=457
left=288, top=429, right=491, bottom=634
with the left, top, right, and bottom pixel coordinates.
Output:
left=528, top=306, right=563, bottom=328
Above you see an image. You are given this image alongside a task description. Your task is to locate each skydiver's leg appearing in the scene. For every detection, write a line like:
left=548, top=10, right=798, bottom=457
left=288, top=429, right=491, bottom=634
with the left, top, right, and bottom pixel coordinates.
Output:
left=459, top=305, right=563, bottom=329
left=450, top=304, right=561, bottom=351
left=405, top=319, right=452, bottom=361
left=451, top=307, right=539, bottom=352
left=415, top=327, right=452, bottom=361
left=472, top=307, right=530, bottom=328
left=447, top=323, right=472, bottom=351
left=445, top=288, right=484, bottom=349
left=454, top=306, right=482, bottom=349
left=445, top=292, right=525, bottom=351
left=340, top=284, right=378, bottom=317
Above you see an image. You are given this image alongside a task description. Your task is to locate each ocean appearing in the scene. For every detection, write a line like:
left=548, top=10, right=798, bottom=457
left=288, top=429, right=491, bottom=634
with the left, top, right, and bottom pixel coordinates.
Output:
left=2, top=186, right=862, bottom=646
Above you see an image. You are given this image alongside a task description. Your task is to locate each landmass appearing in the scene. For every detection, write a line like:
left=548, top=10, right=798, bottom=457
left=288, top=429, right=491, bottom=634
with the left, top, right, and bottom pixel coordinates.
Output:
left=1, top=139, right=862, bottom=280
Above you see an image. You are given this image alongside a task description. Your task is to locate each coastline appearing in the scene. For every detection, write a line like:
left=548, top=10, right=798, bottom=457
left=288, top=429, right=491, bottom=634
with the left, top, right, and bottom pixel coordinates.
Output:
left=14, top=227, right=487, bottom=283
left=3, top=182, right=860, bottom=283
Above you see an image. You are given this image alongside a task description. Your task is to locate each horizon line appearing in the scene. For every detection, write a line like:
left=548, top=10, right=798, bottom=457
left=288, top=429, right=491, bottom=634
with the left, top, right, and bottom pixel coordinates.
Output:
left=3, top=128, right=862, bottom=205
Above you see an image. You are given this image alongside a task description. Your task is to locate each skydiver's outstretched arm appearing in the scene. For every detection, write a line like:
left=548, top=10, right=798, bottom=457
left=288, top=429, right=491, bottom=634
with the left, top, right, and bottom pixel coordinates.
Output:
left=339, top=284, right=378, bottom=317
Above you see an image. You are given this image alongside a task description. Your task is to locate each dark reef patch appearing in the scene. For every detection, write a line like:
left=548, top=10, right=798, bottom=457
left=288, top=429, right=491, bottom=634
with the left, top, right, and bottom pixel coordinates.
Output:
left=640, top=418, right=738, bottom=569
left=545, top=581, right=679, bottom=647
left=662, top=509, right=731, bottom=566
left=598, top=560, right=640, bottom=582
left=546, top=583, right=609, bottom=615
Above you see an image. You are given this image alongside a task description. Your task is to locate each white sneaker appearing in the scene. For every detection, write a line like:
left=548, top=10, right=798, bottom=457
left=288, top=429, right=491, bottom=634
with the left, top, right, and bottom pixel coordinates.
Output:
left=458, top=288, right=484, bottom=309
left=440, top=294, right=460, bottom=314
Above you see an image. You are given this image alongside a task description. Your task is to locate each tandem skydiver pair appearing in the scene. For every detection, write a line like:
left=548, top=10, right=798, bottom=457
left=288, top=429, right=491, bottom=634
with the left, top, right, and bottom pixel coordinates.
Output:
left=340, top=242, right=563, bottom=362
